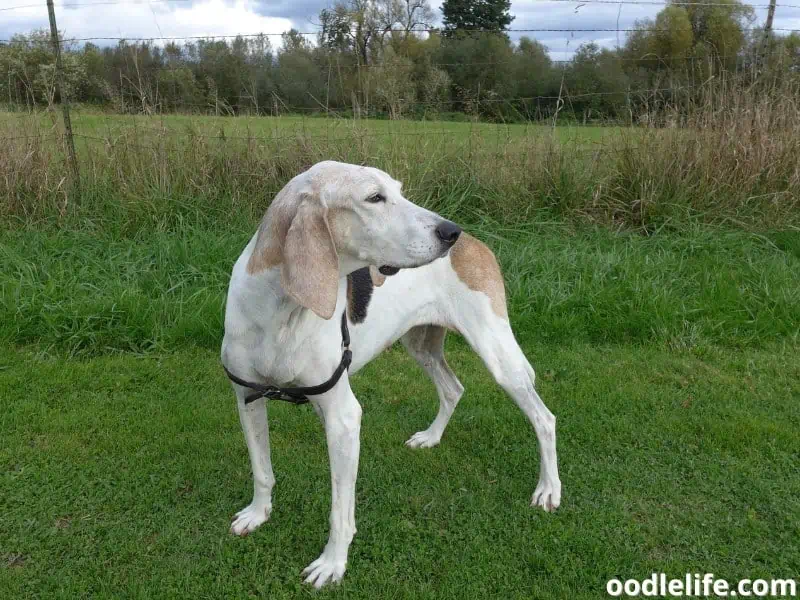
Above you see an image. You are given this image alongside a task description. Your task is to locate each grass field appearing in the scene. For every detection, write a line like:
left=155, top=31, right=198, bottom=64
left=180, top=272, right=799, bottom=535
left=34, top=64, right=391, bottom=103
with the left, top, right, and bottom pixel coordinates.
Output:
left=2, top=109, right=800, bottom=597
left=2, top=219, right=799, bottom=598
left=4, top=109, right=619, bottom=145
left=1, top=339, right=799, bottom=599
left=3, top=104, right=799, bottom=230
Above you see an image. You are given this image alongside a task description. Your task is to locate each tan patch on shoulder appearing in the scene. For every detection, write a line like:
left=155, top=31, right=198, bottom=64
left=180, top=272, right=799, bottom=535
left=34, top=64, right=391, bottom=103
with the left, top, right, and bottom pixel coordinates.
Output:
left=449, top=233, right=508, bottom=319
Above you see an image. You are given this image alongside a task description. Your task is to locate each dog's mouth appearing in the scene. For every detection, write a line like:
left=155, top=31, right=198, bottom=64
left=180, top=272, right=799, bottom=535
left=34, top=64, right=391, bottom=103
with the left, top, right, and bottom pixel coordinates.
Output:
left=378, top=265, right=401, bottom=276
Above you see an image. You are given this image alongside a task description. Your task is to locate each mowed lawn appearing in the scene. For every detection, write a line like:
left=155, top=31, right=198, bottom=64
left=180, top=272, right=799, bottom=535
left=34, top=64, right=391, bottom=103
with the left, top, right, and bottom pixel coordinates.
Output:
left=2, top=224, right=799, bottom=598
left=1, top=342, right=799, bottom=599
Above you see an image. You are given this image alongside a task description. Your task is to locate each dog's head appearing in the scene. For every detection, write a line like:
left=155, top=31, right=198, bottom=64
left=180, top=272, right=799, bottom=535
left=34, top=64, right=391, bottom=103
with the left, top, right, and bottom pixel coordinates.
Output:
left=248, top=161, right=461, bottom=320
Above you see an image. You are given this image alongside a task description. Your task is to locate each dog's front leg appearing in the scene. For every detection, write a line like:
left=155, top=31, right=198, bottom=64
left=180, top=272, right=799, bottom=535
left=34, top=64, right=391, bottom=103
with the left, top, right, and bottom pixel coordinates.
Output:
left=302, top=374, right=362, bottom=588
left=229, top=387, right=275, bottom=536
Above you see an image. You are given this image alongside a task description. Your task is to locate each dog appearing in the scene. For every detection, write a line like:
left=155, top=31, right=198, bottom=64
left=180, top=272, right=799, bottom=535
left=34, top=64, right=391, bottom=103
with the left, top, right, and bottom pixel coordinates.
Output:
left=221, top=160, right=561, bottom=588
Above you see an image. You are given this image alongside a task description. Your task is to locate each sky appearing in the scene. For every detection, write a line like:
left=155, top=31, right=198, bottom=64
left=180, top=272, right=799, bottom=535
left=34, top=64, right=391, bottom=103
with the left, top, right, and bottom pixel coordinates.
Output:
left=1, top=0, right=799, bottom=60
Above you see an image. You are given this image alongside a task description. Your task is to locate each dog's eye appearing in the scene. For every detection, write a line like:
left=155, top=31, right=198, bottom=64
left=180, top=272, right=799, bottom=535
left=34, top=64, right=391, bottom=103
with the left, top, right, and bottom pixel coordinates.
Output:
left=366, top=193, right=386, bottom=204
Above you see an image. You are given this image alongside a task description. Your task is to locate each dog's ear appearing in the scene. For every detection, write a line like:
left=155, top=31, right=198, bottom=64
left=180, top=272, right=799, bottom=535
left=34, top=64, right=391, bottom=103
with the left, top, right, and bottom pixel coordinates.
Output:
left=280, top=198, right=339, bottom=320
left=369, top=266, right=386, bottom=287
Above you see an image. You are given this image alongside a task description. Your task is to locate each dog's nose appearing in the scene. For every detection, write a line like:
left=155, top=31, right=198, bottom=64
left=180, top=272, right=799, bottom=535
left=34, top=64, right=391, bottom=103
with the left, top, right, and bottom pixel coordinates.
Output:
left=435, top=221, right=462, bottom=246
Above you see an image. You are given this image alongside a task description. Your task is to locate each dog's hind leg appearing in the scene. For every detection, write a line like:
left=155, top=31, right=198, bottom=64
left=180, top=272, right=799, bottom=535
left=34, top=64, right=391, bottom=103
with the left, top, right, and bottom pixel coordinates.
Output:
left=229, top=388, right=275, bottom=536
left=458, top=310, right=561, bottom=512
left=401, top=325, right=465, bottom=449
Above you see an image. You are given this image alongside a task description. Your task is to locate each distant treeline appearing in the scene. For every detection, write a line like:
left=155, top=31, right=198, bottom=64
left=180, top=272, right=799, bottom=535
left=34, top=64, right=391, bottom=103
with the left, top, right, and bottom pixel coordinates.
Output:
left=2, top=0, right=798, bottom=121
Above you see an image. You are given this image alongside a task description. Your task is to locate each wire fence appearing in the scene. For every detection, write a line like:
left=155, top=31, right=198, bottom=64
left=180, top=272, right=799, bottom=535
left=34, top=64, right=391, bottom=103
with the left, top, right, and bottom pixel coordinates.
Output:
left=3, top=26, right=800, bottom=45
left=1, top=0, right=795, bottom=174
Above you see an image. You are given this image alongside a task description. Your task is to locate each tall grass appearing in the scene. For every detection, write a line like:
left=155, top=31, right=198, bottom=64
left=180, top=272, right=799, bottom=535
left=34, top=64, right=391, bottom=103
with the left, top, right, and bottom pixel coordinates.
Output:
left=1, top=75, right=799, bottom=233
left=2, top=225, right=798, bottom=355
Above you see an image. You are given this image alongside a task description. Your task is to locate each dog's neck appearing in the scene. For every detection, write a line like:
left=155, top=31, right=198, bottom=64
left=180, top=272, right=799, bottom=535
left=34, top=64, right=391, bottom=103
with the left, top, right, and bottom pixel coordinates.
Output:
left=229, top=233, right=360, bottom=346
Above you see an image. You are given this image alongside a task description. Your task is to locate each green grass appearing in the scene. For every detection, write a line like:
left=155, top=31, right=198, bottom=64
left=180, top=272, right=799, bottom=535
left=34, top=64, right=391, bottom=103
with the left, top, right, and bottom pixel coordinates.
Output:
left=2, top=340, right=799, bottom=599
left=4, top=109, right=618, bottom=146
left=2, top=105, right=800, bottom=595
left=1, top=222, right=799, bottom=596
left=2, top=225, right=799, bottom=355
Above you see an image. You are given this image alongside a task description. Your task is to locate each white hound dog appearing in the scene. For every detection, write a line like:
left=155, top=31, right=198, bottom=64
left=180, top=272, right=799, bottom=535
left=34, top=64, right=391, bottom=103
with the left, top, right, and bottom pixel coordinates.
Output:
left=221, top=160, right=561, bottom=588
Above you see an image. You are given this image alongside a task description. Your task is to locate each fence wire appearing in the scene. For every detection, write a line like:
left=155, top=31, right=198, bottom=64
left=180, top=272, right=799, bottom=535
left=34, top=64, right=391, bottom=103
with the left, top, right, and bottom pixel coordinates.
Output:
left=1, top=0, right=795, bottom=164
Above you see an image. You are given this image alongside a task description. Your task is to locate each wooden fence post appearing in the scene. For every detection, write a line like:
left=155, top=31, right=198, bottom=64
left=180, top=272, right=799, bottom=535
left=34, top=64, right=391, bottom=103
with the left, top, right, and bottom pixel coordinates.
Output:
left=46, top=0, right=80, bottom=195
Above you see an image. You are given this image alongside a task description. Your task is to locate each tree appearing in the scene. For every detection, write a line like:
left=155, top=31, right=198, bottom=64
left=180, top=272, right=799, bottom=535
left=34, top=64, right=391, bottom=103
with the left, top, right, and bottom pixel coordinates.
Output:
left=513, top=38, right=555, bottom=97
left=624, top=0, right=754, bottom=76
left=372, top=0, right=435, bottom=39
left=437, top=31, right=515, bottom=117
left=374, top=46, right=415, bottom=118
left=742, top=28, right=800, bottom=75
left=319, top=0, right=379, bottom=66
left=565, top=43, right=629, bottom=120
left=676, top=0, right=754, bottom=54
left=275, top=30, right=326, bottom=112
left=650, top=6, right=694, bottom=64
left=242, top=34, right=275, bottom=114
left=421, top=66, right=451, bottom=115
left=0, top=30, right=85, bottom=108
left=441, top=0, right=514, bottom=35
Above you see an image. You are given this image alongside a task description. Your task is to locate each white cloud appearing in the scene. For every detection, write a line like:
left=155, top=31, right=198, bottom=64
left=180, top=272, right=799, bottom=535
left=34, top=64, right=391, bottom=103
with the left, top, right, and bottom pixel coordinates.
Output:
left=1, top=0, right=798, bottom=59
left=1, top=0, right=293, bottom=43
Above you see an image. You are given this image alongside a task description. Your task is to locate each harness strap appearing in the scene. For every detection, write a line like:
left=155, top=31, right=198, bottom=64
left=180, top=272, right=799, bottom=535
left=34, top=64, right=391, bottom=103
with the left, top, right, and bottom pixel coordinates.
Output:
left=223, top=311, right=352, bottom=405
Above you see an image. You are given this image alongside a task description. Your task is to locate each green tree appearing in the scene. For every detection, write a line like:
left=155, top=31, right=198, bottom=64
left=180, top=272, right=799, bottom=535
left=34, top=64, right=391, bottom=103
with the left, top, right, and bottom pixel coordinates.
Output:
left=564, top=43, right=629, bottom=121
left=274, top=30, right=326, bottom=112
left=513, top=37, right=557, bottom=117
left=650, top=6, right=694, bottom=64
left=437, top=31, right=515, bottom=118
left=374, top=46, right=415, bottom=118
left=441, top=0, right=514, bottom=35
left=624, top=0, right=754, bottom=76
left=0, top=30, right=84, bottom=108
left=678, top=0, right=754, bottom=61
left=319, top=0, right=379, bottom=66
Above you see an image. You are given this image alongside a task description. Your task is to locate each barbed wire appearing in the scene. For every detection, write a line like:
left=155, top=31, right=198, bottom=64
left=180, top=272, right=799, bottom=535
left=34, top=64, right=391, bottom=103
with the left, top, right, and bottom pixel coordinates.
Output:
left=2, top=1, right=794, bottom=136
left=72, top=129, right=479, bottom=143
left=0, top=133, right=58, bottom=141
left=0, top=127, right=645, bottom=162
left=2, top=25, right=799, bottom=45
left=93, top=83, right=711, bottom=113
left=1, top=69, right=772, bottom=118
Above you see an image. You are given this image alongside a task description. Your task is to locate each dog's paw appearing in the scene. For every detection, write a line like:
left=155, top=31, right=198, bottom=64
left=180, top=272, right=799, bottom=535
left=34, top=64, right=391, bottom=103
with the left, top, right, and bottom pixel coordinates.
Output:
left=230, top=503, right=271, bottom=536
left=405, top=428, right=442, bottom=449
left=531, top=478, right=561, bottom=513
left=302, top=553, right=347, bottom=588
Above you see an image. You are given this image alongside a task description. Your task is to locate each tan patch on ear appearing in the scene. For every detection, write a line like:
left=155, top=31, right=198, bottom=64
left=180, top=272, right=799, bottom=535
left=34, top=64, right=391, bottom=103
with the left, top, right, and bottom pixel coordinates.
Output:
left=246, top=200, right=296, bottom=275
left=280, top=202, right=339, bottom=320
left=449, top=233, right=508, bottom=319
left=369, top=265, right=386, bottom=287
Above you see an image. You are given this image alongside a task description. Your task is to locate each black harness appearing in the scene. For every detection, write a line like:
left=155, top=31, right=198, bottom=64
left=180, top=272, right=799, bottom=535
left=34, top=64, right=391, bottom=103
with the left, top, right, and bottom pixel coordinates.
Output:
left=222, top=311, right=352, bottom=405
